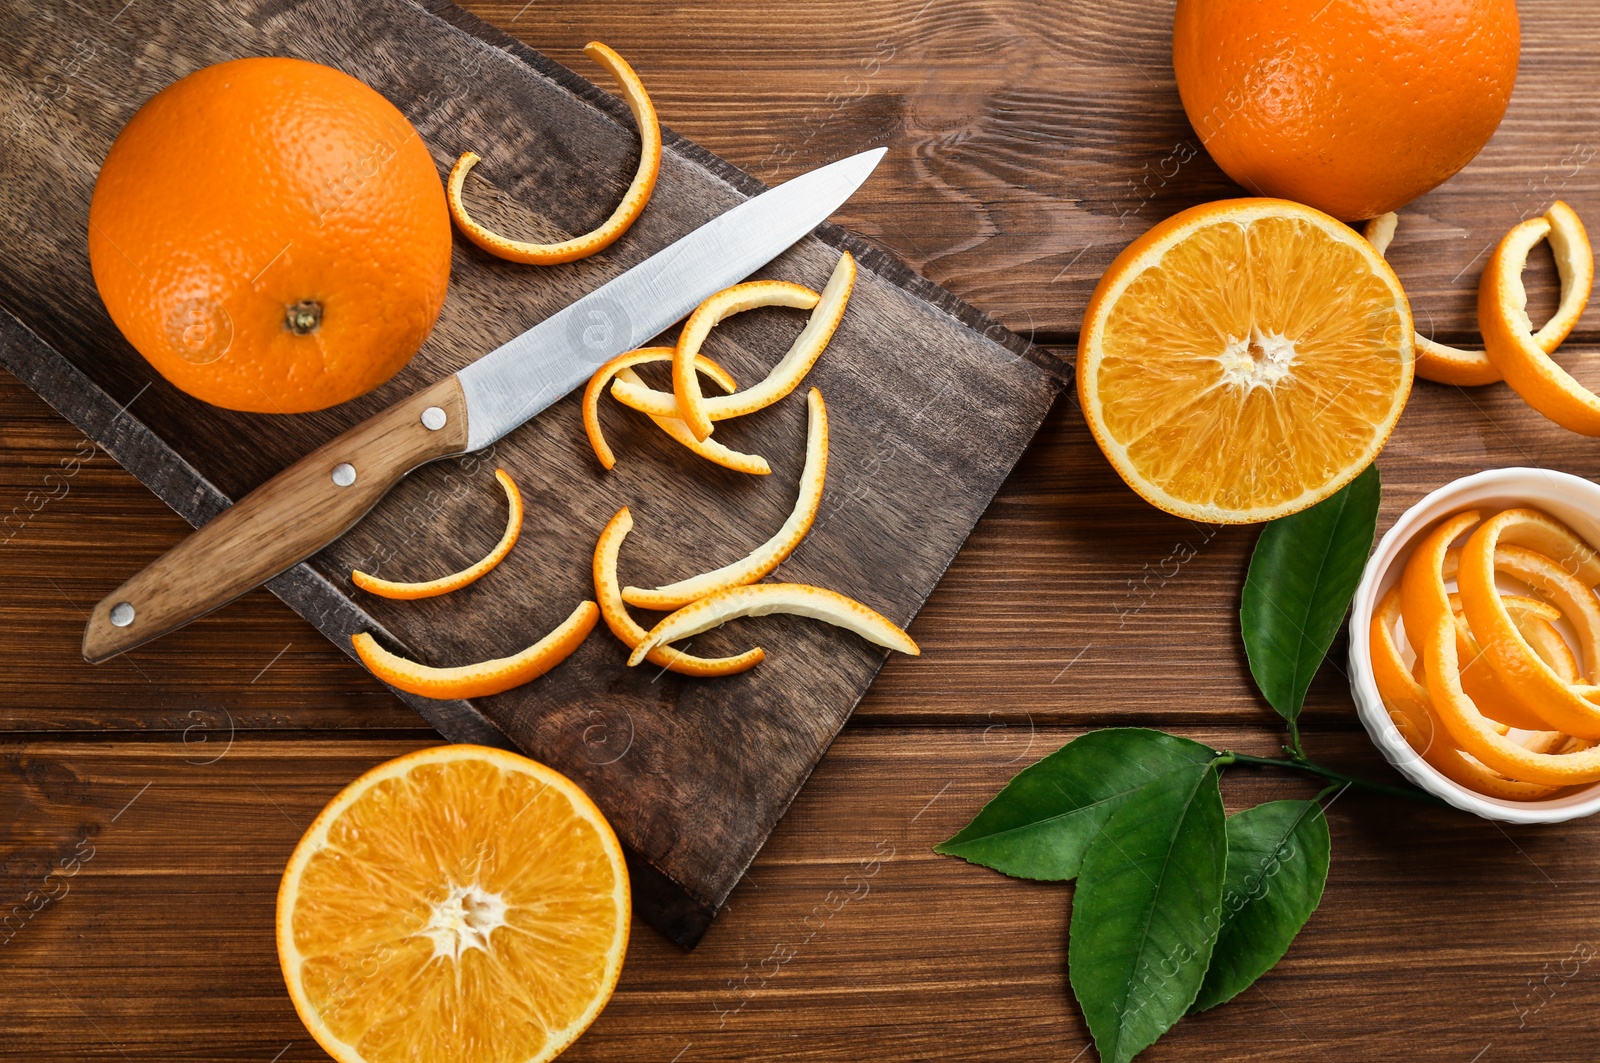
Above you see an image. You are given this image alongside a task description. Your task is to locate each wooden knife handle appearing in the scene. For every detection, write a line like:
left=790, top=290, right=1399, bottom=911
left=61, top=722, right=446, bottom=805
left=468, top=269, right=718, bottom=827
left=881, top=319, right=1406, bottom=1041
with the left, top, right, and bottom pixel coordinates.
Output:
left=82, top=376, right=471, bottom=662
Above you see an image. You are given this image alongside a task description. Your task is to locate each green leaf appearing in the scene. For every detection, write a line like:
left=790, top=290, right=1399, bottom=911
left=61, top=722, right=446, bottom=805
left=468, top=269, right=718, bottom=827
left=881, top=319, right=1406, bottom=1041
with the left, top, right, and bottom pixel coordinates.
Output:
left=934, top=729, right=1218, bottom=880
left=1068, top=763, right=1227, bottom=1063
left=1241, top=463, right=1381, bottom=722
left=1191, top=799, right=1331, bottom=1012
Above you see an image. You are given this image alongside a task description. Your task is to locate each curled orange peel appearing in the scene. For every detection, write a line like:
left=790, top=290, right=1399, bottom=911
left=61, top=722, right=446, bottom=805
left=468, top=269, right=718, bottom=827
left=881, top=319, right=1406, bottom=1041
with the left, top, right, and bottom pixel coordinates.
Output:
left=1459, top=511, right=1600, bottom=737
left=1479, top=201, right=1598, bottom=432
left=593, top=507, right=764, bottom=677
left=352, top=600, right=598, bottom=699
left=448, top=42, right=660, bottom=264
left=657, top=278, right=822, bottom=440
left=623, top=388, right=828, bottom=611
left=1370, top=585, right=1561, bottom=801
left=582, top=347, right=769, bottom=474
left=1407, top=514, right=1600, bottom=786
left=1367, top=204, right=1592, bottom=388
left=1447, top=588, right=1562, bottom=732
left=352, top=469, right=523, bottom=599
left=612, top=253, right=856, bottom=437
left=615, top=367, right=770, bottom=475
left=627, top=582, right=919, bottom=668
left=1364, top=213, right=1503, bottom=387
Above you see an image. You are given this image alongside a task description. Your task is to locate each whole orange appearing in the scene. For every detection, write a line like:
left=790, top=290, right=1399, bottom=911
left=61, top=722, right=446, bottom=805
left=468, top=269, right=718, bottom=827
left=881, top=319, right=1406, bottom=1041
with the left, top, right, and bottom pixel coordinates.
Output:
left=1172, top=0, right=1520, bottom=221
left=89, top=57, right=452, bottom=413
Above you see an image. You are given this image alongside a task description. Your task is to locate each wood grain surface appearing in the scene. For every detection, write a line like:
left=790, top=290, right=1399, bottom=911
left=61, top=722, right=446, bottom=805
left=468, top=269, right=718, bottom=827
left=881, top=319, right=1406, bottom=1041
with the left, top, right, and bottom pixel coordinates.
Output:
left=0, top=0, right=1058, bottom=941
left=3, top=0, right=1600, bottom=1059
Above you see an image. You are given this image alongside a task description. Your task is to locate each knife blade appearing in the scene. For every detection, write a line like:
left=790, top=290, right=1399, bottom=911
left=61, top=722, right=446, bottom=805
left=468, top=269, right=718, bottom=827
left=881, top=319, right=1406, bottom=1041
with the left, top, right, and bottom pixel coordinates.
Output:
left=82, top=147, right=886, bottom=662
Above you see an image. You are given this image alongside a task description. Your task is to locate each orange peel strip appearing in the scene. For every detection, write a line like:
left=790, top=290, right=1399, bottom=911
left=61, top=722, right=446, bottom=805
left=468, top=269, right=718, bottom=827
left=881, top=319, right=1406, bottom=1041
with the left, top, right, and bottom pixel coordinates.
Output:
left=627, top=582, right=919, bottom=667
left=1368, top=204, right=1592, bottom=387
left=1448, top=588, right=1564, bottom=732
left=1479, top=201, right=1599, bottom=432
left=1364, top=213, right=1503, bottom=387
left=612, top=253, right=856, bottom=437
left=447, top=42, right=660, bottom=264
left=351, top=469, right=523, bottom=599
left=1370, top=585, right=1561, bottom=800
left=615, top=367, right=770, bottom=475
left=352, top=601, right=598, bottom=699
left=1408, top=513, right=1600, bottom=785
left=593, top=507, right=764, bottom=677
left=623, top=388, right=827, bottom=611
left=582, top=347, right=769, bottom=474
left=1459, top=510, right=1600, bottom=737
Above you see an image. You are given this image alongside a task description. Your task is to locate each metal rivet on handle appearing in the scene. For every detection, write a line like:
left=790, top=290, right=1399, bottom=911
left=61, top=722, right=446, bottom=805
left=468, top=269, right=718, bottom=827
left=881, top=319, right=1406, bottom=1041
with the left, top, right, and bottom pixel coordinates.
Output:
left=109, top=601, right=135, bottom=628
left=331, top=463, right=357, bottom=487
left=420, top=406, right=447, bottom=431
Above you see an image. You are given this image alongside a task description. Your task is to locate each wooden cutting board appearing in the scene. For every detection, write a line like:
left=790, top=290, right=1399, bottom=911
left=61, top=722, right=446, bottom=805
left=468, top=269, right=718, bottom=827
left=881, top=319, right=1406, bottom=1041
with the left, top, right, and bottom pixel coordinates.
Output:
left=0, top=0, right=1059, bottom=943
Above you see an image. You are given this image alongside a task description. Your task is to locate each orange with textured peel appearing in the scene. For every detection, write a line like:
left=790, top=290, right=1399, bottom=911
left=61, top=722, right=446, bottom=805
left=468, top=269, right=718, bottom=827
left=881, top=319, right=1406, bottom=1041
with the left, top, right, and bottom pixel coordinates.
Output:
left=277, top=744, right=629, bottom=1063
left=1173, top=0, right=1519, bottom=220
left=89, top=57, right=451, bottom=413
left=1079, top=198, right=1413, bottom=523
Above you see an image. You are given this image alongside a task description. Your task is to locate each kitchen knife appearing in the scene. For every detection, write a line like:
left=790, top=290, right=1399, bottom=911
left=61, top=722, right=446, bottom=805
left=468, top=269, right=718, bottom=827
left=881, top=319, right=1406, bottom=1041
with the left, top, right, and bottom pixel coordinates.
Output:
left=82, top=147, right=886, bottom=662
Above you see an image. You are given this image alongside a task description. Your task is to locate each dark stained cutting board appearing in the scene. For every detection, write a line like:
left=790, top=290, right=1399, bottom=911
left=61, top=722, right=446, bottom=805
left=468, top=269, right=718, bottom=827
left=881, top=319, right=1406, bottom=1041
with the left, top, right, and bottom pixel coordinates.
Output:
left=0, top=0, right=1060, bottom=944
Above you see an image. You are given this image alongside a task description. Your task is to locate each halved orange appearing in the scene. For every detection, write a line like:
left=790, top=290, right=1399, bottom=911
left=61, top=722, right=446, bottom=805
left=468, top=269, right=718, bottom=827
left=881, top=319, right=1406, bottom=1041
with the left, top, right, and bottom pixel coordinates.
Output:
left=1079, top=198, right=1414, bottom=523
left=277, top=744, right=629, bottom=1063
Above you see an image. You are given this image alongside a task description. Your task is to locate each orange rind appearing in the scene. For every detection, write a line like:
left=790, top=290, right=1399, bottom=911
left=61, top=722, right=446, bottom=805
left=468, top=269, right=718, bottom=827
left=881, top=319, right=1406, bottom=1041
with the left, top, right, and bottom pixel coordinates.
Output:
left=448, top=42, right=660, bottom=264
left=627, top=582, right=918, bottom=667
left=623, top=388, right=828, bottom=611
left=1458, top=510, right=1600, bottom=737
left=1407, top=514, right=1600, bottom=786
left=1364, top=212, right=1503, bottom=387
left=1369, top=585, right=1562, bottom=801
left=615, top=367, right=770, bottom=475
left=1480, top=201, right=1598, bottom=432
left=593, top=507, right=764, bottom=677
left=582, top=347, right=769, bottom=474
left=352, top=469, right=523, bottom=599
left=352, top=601, right=597, bottom=699
left=610, top=254, right=855, bottom=437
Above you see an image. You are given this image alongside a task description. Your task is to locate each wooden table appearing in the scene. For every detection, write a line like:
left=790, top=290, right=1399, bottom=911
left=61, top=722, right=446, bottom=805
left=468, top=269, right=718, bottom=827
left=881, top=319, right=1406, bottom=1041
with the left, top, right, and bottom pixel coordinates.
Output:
left=3, top=1, right=1598, bottom=1059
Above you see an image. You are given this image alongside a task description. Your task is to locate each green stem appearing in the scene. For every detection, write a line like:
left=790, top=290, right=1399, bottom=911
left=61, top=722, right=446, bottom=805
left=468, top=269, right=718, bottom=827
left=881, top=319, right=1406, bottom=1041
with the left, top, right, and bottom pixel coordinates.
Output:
left=1285, top=718, right=1306, bottom=760
left=1218, top=751, right=1448, bottom=808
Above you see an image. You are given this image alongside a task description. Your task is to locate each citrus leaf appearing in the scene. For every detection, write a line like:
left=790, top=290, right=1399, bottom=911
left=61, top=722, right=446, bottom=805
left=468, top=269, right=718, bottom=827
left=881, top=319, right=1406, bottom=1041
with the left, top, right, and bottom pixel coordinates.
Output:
left=1191, top=799, right=1330, bottom=1012
left=1069, top=763, right=1227, bottom=1063
left=1241, top=463, right=1381, bottom=722
left=934, top=729, right=1218, bottom=880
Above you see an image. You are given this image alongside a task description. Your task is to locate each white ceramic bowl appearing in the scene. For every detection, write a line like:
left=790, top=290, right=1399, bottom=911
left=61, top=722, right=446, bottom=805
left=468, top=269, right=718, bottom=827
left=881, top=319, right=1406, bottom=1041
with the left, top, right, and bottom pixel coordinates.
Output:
left=1348, top=466, right=1600, bottom=823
